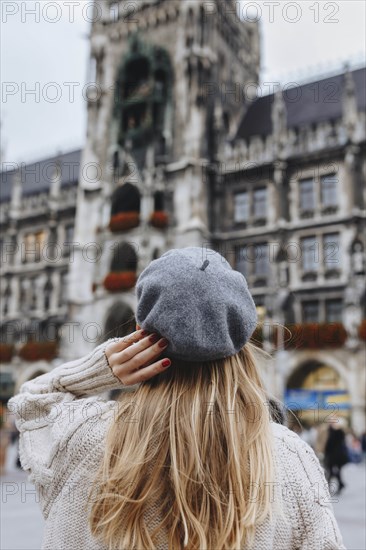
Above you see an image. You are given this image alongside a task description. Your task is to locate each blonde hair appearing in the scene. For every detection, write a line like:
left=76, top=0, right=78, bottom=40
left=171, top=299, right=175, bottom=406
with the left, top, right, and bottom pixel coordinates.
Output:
left=87, top=342, right=279, bottom=549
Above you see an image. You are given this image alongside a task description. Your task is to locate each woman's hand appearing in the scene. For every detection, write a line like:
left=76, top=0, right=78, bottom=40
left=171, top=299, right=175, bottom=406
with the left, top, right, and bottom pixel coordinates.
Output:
left=105, top=329, right=171, bottom=386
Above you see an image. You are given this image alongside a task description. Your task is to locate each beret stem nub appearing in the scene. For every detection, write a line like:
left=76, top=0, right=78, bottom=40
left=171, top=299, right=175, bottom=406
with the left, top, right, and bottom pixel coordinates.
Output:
left=199, top=260, right=210, bottom=271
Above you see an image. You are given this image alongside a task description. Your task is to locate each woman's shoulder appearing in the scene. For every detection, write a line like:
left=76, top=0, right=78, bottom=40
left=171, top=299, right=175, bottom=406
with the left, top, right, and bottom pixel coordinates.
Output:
left=271, top=421, right=304, bottom=449
left=270, top=422, right=330, bottom=497
left=270, top=422, right=320, bottom=466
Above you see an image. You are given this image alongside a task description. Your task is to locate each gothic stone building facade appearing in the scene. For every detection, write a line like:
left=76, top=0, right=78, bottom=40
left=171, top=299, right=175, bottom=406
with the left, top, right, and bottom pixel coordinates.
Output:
left=0, top=0, right=365, bottom=433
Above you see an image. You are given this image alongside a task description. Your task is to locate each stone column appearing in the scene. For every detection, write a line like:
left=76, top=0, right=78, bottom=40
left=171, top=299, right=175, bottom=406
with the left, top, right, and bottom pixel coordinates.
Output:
left=50, top=270, right=60, bottom=313
left=35, top=274, right=47, bottom=313
left=273, top=160, right=288, bottom=222
left=8, top=276, right=19, bottom=317
left=348, top=355, right=366, bottom=435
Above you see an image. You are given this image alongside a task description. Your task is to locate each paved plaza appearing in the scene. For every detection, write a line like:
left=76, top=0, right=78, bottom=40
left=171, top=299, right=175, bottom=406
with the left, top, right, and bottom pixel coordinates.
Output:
left=1, top=443, right=365, bottom=550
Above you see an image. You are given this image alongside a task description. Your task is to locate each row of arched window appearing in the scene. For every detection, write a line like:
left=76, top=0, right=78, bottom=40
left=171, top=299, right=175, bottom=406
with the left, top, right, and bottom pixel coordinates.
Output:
left=109, top=183, right=169, bottom=232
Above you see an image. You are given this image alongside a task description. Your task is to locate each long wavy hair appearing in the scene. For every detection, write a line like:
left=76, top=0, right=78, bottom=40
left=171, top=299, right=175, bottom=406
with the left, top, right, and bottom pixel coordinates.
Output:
left=87, top=342, right=280, bottom=549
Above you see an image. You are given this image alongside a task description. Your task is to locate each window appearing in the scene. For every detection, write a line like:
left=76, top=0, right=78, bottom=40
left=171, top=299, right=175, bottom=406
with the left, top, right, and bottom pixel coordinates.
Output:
left=23, top=234, right=35, bottom=264
left=253, top=243, right=269, bottom=278
left=44, top=277, right=53, bottom=311
left=63, top=225, right=74, bottom=255
left=234, top=192, right=249, bottom=223
left=35, top=231, right=46, bottom=261
left=235, top=246, right=248, bottom=278
left=323, top=233, right=340, bottom=270
left=253, top=188, right=267, bottom=220
left=65, top=225, right=74, bottom=243
left=109, top=2, right=119, bottom=21
left=325, top=299, right=343, bottom=322
left=301, top=236, right=318, bottom=272
left=321, top=174, right=338, bottom=208
left=59, top=272, right=68, bottom=307
left=154, top=191, right=165, bottom=212
left=299, top=178, right=315, bottom=211
left=302, top=301, right=319, bottom=323
left=23, top=231, right=46, bottom=263
left=30, top=278, right=37, bottom=311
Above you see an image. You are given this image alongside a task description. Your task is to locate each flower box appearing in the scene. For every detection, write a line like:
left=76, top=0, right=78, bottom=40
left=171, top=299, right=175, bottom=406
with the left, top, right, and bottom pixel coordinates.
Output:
left=0, top=343, right=14, bottom=363
left=19, top=341, right=58, bottom=362
left=273, top=323, right=347, bottom=350
left=103, top=271, right=137, bottom=292
left=359, top=319, right=366, bottom=341
left=109, top=212, right=140, bottom=233
left=150, top=211, right=169, bottom=229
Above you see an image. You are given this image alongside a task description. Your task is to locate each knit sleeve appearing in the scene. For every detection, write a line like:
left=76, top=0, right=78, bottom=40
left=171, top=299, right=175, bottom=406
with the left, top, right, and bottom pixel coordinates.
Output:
left=7, top=338, right=124, bottom=488
left=281, top=427, right=346, bottom=550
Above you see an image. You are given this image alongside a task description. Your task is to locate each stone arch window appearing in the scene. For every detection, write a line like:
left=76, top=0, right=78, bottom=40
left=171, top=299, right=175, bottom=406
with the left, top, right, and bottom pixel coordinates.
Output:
left=154, top=190, right=165, bottom=211
left=110, top=242, right=138, bottom=272
left=109, top=183, right=141, bottom=232
left=111, top=183, right=141, bottom=216
left=104, top=242, right=138, bottom=292
left=103, top=301, right=135, bottom=340
left=152, top=248, right=160, bottom=260
left=150, top=191, right=168, bottom=229
left=114, top=36, right=173, bottom=152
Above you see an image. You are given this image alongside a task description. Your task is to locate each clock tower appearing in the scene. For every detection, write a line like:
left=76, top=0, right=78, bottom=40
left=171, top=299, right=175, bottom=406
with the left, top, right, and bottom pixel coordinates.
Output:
left=64, top=0, right=260, bottom=357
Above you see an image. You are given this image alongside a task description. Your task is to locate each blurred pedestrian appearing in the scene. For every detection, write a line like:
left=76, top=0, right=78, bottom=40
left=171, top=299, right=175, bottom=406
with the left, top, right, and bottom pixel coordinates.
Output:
left=324, top=418, right=349, bottom=495
left=361, top=431, right=366, bottom=462
left=346, top=431, right=362, bottom=464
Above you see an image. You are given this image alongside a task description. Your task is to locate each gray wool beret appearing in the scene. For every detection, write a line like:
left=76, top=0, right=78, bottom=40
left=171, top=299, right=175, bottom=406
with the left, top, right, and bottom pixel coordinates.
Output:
left=135, top=247, right=258, bottom=362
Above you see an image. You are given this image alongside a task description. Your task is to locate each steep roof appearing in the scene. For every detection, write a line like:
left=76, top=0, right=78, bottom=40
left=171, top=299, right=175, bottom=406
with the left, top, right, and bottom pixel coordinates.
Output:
left=235, top=67, right=366, bottom=141
left=0, top=149, right=82, bottom=203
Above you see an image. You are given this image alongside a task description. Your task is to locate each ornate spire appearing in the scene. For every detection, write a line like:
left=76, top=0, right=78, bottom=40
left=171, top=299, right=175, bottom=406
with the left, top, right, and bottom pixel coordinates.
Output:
left=342, top=64, right=358, bottom=141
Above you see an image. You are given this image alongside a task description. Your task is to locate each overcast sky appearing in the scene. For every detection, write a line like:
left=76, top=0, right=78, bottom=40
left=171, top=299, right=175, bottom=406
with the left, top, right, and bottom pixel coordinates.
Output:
left=1, top=0, right=365, bottom=164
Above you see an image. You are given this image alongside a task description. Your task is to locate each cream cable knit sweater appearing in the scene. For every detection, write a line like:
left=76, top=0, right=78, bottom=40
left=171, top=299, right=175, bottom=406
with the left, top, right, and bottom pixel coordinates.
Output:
left=8, top=338, right=346, bottom=550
